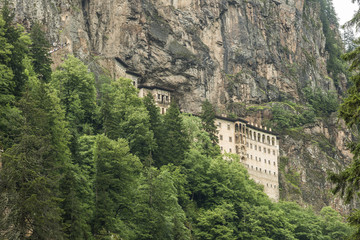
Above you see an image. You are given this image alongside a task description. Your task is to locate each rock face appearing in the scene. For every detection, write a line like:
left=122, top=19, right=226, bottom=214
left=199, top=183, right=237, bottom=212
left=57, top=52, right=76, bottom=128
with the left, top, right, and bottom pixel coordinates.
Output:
left=8, top=0, right=354, bottom=212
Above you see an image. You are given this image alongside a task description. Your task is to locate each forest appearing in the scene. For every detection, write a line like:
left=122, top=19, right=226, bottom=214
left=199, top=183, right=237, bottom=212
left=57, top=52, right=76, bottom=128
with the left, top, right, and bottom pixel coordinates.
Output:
left=0, top=1, right=359, bottom=239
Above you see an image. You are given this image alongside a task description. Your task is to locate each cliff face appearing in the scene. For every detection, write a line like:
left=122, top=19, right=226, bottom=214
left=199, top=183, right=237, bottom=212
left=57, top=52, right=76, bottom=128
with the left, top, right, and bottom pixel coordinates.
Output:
left=9, top=0, right=353, bottom=212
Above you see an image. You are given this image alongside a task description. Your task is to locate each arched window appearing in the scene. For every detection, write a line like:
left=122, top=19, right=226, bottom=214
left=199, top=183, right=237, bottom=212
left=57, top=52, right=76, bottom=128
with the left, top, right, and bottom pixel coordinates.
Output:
left=267, top=136, right=270, bottom=144
left=246, top=128, right=249, bottom=137
left=254, top=132, right=256, bottom=141
left=249, top=130, right=252, bottom=139
left=242, top=124, right=245, bottom=133
left=258, top=133, right=261, bottom=142
left=239, top=124, right=242, bottom=133
left=272, top=137, right=275, bottom=146
left=235, top=124, right=239, bottom=132
left=262, top=134, right=265, bottom=143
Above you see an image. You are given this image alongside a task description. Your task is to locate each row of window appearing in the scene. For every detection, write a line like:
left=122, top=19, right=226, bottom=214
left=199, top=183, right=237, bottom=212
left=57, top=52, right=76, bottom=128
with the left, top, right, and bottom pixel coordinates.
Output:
left=218, top=122, right=231, bottom=130
left=248, top=143, right=276, bottom=155
left=248, top=155, right=277, bottom=166
left=248, top=165, right=277, bottom=176
left=266, top=183, right=277, bottom=189
left=156, top=94, right=170, bottom=103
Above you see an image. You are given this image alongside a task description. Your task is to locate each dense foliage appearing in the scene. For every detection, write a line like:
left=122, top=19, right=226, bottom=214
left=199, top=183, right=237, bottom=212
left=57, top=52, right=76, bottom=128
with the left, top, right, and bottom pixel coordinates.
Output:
left=0, top=6, right=353, bottom=239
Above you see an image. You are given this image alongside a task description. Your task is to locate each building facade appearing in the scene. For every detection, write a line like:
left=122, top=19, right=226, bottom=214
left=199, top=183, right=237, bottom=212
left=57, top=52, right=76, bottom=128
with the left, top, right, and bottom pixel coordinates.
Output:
left=216, top=117, right=279, bottom=201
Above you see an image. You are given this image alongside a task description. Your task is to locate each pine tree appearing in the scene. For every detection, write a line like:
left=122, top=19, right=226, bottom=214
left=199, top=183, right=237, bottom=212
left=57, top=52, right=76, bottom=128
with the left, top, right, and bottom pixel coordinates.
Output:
left=159, top=101, right=189, bottom=166
left=0, top=57, right=69, bottom=239
left=200, top=100, right=218, bottom=145
left=143, top=92, right=165, bottom=166
left=1, top=0, right=30, bottom=97
left=30, top=21, right=52, bottom=83
left=92, top=134, right=142, bottom=239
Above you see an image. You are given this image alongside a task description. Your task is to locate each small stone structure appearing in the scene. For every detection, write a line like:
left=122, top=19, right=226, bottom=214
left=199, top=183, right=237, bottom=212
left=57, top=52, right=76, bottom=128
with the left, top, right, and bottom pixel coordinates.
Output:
left=138, top=85, right=173, bottom=114
left=216, top=116, right=279, bottom=201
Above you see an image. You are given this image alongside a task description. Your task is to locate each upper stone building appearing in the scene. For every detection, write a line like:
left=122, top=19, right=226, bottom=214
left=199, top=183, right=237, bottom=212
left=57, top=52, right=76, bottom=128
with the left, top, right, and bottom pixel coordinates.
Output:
left=138, top=85, right=173, bottom=114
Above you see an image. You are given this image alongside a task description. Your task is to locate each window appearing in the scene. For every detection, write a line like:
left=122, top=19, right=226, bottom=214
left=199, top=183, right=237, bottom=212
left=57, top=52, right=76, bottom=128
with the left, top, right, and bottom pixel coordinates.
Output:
left=220, top=135, right=223, bottom=140
left=268, top=149, right=270, bottom=154
left=273, top=150, right=276, bottom=155
left=220, top=146, right=223, bottom=151
left=229, top=148, right=232, bottom=153
left=264, top=159, right=266, bottom=163
left=269, top=171, right=271, bottom=175
left=218, top=122, right=221, bottom=128
left=166, top=96, right=169, bottom=101
left=264, top=147, right=266, bottom=153
left=251, top=166, right=253, bottom=169
left=274, top=185, right=276, bottom=188
left=157, top=94, right=161, bottom=99
left=255, top=145, right=257, bottom=150
left=246, top=142, right=249, bottom=147
left=255, top=156, right=257, bottom=161
left=259, top=158, right=261, bottom=162
left=273, top=161, right=276, bottom=166
left=161, top=108, right=165, bottom=114
left=259, top=168, right=261, bottom=172
left=274, top=172, right=276, bottom=176
left=250, top=155, right=253, bottom=159
left=227, top=124, right=230, bottom=130
left=250, top=144, right=253, bottom=149
left=268, top=160, right=270, bottom=164
left=256, top=167, right=258, bottom=171
left=229, top=137, right=232, bottom=142
left=259, top=146, right=261, bottom=151
left=264, top=170, right=267, bottom=173
left=247, top=154, right=249, bottom=158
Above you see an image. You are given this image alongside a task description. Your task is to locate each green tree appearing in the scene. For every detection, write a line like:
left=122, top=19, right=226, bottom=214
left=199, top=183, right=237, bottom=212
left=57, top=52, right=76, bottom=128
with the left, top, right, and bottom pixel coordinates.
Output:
left=0, top=57, right=69, bottom=239
left=158, top=101, right=190, bottom=166
left=51, top=55, right=96, bottom=135
left=30, top=21, right=52, bottom=83
left=200, top=100, right=219, bottom=145
left=134, top=167, right=190, bottom=240
left=1, top=0, right=30, bottom=97
left=100, top=78, right=154, bottom=160
left=143, top=92, right=164, bottom=166
left=92, top=134, right=142, bottom=239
